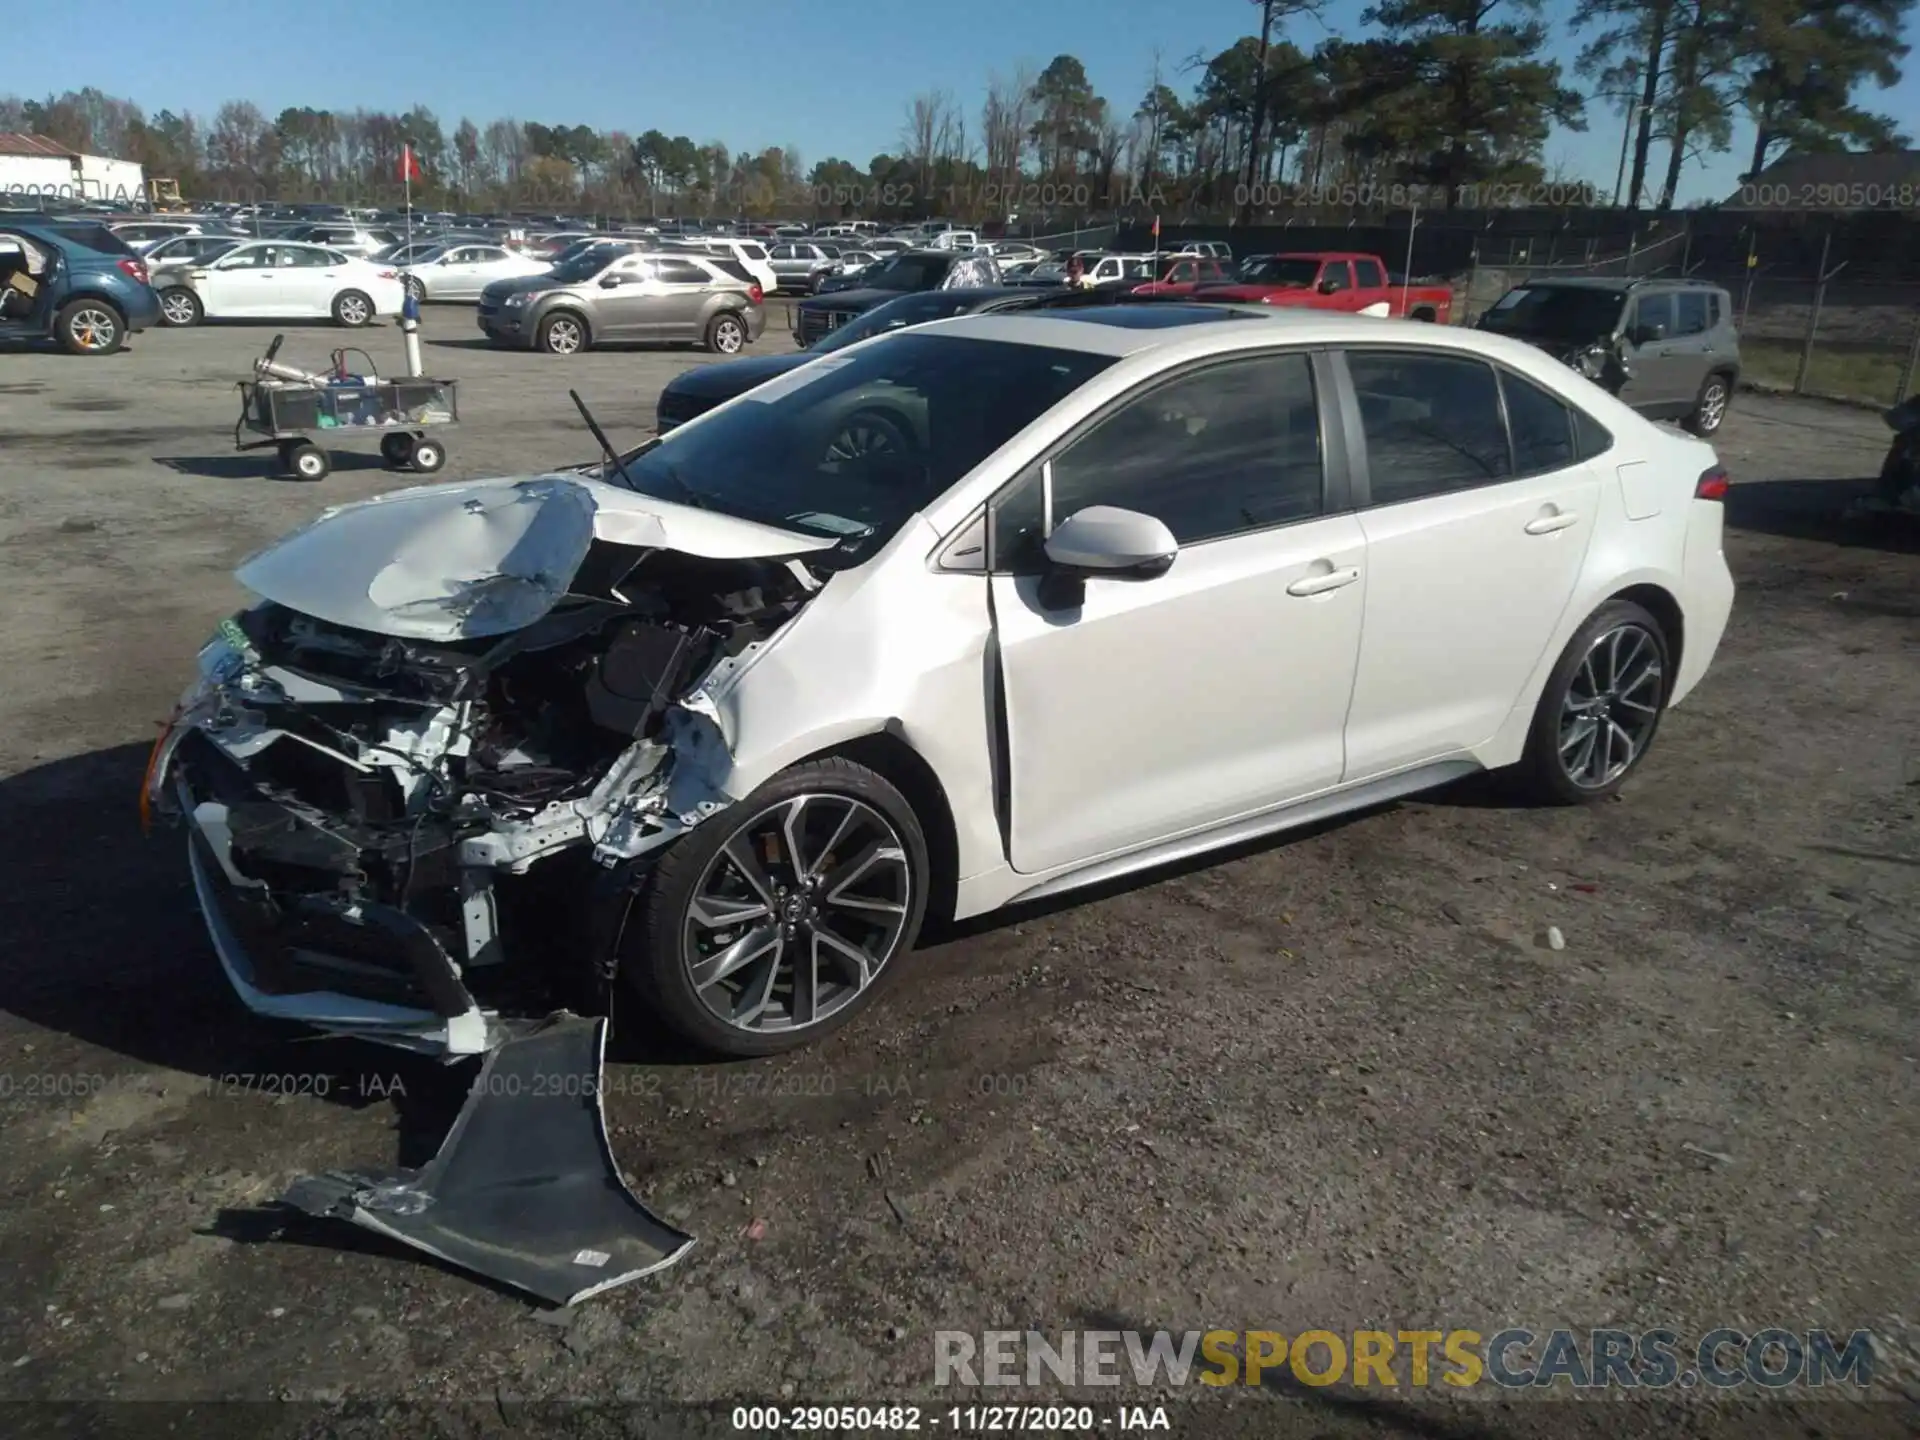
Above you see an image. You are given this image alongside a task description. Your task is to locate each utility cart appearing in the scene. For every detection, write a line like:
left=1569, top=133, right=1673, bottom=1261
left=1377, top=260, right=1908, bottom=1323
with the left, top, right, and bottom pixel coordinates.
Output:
left=234, top=335, right=460, bottom=481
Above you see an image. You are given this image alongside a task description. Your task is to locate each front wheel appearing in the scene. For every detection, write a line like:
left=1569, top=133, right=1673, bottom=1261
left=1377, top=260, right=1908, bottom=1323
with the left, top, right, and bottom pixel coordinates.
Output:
left=407, top=436, right=446, bottom=473
left=331, top=289, right=374, bottom=327
left=1514, top=600, right=1670, bottom=805
left=158, top=287, right=203, bottom=326
left=619, top=758, right=930, bottom=1057
left=539, top=311, right=587, bottom=354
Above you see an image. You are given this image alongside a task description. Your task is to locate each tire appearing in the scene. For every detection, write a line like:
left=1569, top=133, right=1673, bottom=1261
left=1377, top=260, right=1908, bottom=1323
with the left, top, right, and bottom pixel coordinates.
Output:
left=54, top=298, right=125, bottom=355
left=704, top=311, right=747, bottom=355
left=1514, top=599, right=1671, bottom=806
left=408, top=436, right=446, bottom=473
left=822, top=407, right=913, bottom=471
left=539, top=310, right=588, bottom=354
left=618, top=757, right=930, bottom=1058
left=331, top=289, right=374, bottom=327
left=1410, top=307, right=1437, bottom=323
left=158, top=287, right=203, bottom=327
left=379, top=432, right=413, bottom=467
left=1684, top=371, right=1732, bottom=435
left=286, top=442, right=331, bottom=481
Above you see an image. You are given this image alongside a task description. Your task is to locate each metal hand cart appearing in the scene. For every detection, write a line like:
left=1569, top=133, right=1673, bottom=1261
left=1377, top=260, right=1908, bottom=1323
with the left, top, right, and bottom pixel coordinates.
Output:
left=234, top=336, right=460, bottom=482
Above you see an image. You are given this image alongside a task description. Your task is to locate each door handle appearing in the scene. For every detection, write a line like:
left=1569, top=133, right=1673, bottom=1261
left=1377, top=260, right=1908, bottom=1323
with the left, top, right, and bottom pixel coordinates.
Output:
left=1524, top=511, right=1580, bottom=535
left=1286, top=566, right=1361, bottom=597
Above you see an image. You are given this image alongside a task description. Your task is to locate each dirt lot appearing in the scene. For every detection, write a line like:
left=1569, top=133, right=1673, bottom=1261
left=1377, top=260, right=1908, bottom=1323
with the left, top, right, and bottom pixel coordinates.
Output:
left=0, top=308, right=1915, bottom=1440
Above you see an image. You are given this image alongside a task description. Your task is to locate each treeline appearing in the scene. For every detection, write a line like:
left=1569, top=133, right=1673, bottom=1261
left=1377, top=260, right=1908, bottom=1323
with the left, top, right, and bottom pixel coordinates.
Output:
left=4, top=0, right=1910, bottom=218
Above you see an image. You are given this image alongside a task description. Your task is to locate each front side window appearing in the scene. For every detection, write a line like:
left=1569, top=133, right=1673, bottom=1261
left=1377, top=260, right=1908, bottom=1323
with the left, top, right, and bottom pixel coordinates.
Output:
left=1347, top=351, right=1511, bottom=506
left=991, top=351, right=1325, bottom=571
left=1631, top=292, right=1675, bottom=338
left=1321, top=263, right=1353, bottom=292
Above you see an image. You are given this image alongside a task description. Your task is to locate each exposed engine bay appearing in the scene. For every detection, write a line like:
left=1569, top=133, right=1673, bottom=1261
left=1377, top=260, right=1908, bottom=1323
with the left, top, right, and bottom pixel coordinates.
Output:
left=151, top=477, right=833, bottom=1057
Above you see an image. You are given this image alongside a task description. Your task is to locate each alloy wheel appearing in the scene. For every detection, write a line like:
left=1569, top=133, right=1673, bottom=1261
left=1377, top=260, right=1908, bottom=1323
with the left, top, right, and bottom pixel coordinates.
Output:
left=68, top=307, right=118, bottom=351
left=545, top=316, right=583, bottom=354
left=1697, top=380, right=1728, bottom=432
left=823, top=415, right=903, bottom=468
left=337, top=294, right=370, bottom=325
left=160, top=291, right=198, bottom=325
left=681, top=793, right=912, bottom=1035
left=713, top=318, right=744, bottom=353
left=1558, top=623, right=1663, bottom=790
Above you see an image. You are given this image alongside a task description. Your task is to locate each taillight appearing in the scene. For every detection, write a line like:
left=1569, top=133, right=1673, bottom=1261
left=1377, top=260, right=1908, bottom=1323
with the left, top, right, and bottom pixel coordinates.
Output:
left=748, top=284, right=764, bottom=305
left=1695, top=465, right=1730, bottom=501
left=118, top=258, right=148, bottom=283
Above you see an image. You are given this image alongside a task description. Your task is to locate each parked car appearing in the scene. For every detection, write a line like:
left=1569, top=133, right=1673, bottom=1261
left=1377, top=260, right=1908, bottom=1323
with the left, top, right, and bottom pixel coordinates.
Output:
left=478, top=247, right=765, bottom=354
left=109, top=218, right=243, bottom=252
left=139, top=233, right=243, bottom=270
left=149, top=306, right=1735, bottom=1060
left=767, top=242, right=842, bottom=294
left=153, top=241, right=404, bottom=327
left=279, top=223, right=401, bottom=257
left=798, top=249, right=1002, bottom=340
left=1475, top=277, right=1740, bottom=436
left=0, top=217, right=160, bottom=355
left=691, top=237, right=778, bottom=295
left=1171, top=240, right=1234, bottom=261
left=656, top=285, right=1087, bottom=431
left=1201, top=251, right=1453, bottom=322
left=399, top=241, right=551, bottom=302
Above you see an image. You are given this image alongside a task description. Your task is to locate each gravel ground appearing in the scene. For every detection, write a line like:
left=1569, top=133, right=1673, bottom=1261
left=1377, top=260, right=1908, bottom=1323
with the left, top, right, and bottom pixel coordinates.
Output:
left=0, top=307, right=1915, bottom=1440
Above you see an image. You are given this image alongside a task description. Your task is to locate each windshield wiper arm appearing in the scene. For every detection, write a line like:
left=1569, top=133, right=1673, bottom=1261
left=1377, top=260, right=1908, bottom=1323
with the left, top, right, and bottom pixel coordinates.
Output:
left=569, top=389, right=638, bottom=491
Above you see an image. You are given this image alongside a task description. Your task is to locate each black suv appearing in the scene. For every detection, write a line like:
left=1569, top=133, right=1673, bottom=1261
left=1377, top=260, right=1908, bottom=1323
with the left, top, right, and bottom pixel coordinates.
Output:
left=794, top=249, right=989, bottom=345
left=1476, top=276, right=1741, bottom=435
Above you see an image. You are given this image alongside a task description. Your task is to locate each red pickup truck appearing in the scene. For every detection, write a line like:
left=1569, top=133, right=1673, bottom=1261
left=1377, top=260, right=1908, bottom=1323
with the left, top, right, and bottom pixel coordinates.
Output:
left=1199, top=251, right=1453, bottom=322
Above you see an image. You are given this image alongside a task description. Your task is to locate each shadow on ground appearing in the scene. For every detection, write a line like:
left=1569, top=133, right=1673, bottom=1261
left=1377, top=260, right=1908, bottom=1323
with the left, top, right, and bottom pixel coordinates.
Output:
left=157, top=452, right=393, bottom=480
left=1724, top=475, right=1920, bottom=555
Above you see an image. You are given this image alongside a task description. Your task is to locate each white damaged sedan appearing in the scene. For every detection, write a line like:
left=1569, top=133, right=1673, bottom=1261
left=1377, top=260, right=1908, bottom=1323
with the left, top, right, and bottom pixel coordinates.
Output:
left=148, top=305, right=1736, bottom=1059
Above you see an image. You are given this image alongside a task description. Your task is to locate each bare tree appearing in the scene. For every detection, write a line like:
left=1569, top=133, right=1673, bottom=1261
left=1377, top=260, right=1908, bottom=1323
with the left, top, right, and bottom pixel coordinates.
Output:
left=981, top=67, right=1036, bottom=197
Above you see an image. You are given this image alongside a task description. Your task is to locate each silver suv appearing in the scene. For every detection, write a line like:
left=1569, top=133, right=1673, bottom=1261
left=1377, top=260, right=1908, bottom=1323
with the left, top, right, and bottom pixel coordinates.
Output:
left=1478, top=277, right=1741, bottom=436
left=478, top=248, right=766, bottom=355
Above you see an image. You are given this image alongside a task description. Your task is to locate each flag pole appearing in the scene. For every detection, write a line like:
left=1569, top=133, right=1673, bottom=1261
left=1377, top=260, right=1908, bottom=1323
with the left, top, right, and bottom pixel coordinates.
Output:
left=403, top=144, right=414, bottom=249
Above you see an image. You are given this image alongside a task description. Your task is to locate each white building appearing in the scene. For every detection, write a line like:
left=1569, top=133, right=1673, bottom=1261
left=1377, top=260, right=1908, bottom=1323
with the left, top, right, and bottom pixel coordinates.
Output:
left=0, top=133, right=147, bottom=205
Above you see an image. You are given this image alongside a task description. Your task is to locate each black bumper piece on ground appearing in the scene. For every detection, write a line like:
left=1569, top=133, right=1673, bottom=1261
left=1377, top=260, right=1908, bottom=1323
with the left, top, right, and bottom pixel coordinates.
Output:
left=278, top=1014, right=694, bottom=1306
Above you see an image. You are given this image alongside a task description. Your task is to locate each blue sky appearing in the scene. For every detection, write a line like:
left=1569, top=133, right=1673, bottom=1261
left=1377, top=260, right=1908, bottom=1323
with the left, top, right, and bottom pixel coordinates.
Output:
left=16, top=0, right=1918, bottom=205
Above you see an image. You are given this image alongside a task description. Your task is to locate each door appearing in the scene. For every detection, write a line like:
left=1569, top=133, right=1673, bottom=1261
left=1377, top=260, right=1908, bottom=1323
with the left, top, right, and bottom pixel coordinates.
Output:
left=276, top=246, right=340, bottom=314
left=439, top=246, right=502, bottom=300
left=1318, top=261, right=1357, bottom=309
left=986, top=349, right=1366, bottom=875
left=650, top=257, right=722, bottom=339
left=1339, top=349, right=1601, bottom=779
left=1662, top=289, right=1719, bottom=401
left=1619, top=291, right=1689, bottom=412
left=199, top=244, right=279, bottom=316
left=1352, top=257, right=1390, bottom=316
left=592, top=254, right=668, bottom=338
left=0, top=230, right=55, bottom=332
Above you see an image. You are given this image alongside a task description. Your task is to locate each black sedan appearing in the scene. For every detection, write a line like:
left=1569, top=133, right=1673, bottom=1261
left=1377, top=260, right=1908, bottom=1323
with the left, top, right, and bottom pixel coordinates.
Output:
left=657, top=285, right=1069, bottom=433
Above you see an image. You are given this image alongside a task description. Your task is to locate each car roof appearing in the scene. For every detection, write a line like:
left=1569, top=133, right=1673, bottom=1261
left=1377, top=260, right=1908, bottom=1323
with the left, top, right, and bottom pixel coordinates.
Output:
left=929, top=305, right=1558, bottom=361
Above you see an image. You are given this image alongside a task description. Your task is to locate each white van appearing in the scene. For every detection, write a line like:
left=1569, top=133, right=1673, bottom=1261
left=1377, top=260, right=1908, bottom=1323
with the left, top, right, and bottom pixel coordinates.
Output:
left=928, top=230, right=979, bottom=251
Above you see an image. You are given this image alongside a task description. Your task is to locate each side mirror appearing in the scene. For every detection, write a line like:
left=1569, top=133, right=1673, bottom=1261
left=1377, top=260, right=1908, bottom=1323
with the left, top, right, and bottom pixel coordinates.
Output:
left=1038, top=506, right=1178, bottom=608
left=1318, top=277, right=1339, bottom=294
left=599, top=274, right=625, bottom=288
left=1630, top=322, right=1666, bottom=345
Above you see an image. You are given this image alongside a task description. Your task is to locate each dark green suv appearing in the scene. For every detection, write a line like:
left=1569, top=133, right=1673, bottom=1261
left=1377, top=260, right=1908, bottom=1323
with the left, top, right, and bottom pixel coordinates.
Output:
left=1477, top=276, right=1740, bottom=436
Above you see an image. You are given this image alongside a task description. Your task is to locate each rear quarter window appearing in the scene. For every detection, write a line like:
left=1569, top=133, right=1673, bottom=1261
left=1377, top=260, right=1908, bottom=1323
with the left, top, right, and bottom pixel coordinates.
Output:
left=48, top=223, right=137, bottom=257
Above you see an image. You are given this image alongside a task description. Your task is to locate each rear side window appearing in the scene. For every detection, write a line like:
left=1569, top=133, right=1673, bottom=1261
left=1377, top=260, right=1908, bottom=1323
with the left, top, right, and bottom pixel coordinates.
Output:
left=1573, top=408, right=1614, bottom=461
left=1354, top=258, right=1385, bottom=288
left=1674, top=291, right=1710, bottom=336
left=741, top=244, right=768, bottom=261
left=710, top=258, right=754, bottom=284
left=655, top=257, right=711, bottom=284
left=1348, top=351, right=1511, bottom=505
left=47, top=223, right=135, bottom=256
left=1500, top=369, right=1577, bottom=476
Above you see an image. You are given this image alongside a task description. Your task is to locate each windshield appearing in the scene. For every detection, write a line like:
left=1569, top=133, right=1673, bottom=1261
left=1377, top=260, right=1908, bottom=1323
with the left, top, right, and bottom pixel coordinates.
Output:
left=608, top=334, right=1115, bottom=563
left=1478, top=285, right=1627, bottom=339
left=1239, top=256, right=1321, bottom=287
left=861, top=254, right=949, bottom=291
left=548, top=253, right=615, bottom=283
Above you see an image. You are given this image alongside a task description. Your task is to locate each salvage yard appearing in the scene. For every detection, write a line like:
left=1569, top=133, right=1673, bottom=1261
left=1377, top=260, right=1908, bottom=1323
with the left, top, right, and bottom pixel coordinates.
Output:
left=1, top=311, right=1916, bottom=1438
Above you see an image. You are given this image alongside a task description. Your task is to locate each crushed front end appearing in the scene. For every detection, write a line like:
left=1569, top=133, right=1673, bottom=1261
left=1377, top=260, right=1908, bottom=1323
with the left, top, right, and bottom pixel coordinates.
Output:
left=147, top=486, right=824, bottom=1058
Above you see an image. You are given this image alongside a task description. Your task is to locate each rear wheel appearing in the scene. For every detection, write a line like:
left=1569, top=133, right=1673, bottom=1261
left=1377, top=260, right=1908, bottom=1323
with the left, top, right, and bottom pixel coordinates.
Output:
left=705, top=311, right=747, bottom=354
left=379, top=432, right=414, bottom=467
left=618, top=758, right=929, bottom=1057
left=407, top=436, right=446, bottom=473
left=1514, top=599, right=1670, bottom=805
left=1684, top=372, right=1732, bottom=435
left=285, top=441, right=331, bottom=481
left=55, top=299, right=124, bottom=355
